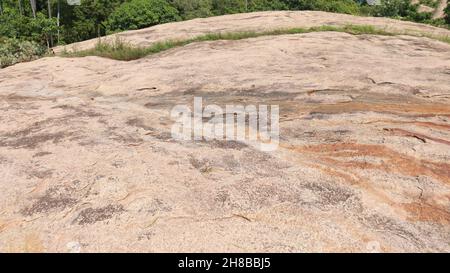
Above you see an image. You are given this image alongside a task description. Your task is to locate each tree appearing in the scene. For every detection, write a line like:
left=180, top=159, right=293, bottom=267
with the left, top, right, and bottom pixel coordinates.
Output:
left=375, top=0, right=415, bottom=17
left=0, top=2, right=34, bottom=38
left=445, top=3, right=450, bottom=25
left=29, top=0, right=36, bottom=18
left=212, top=0, right=247, bottom=15
left=72, top=0, right=126, bottom=38
left=18, top=0, right=23, bottom=15
left=46, top=0, right=53, bottom=46
left=30, top=11, right=57, bottom=48
left=291, top=0, right=360, bottom=15
left=170, top=0, right=213, bottom=19
left=56, top=0, right=60, bottom=43
left=246, top=0, right=288, bottom=11
left=106, top=0, right=180, bottom=32
left=46, top=0, right=50, bottom=17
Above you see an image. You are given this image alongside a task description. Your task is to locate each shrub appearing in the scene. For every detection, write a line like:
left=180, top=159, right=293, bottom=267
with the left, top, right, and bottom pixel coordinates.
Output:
left=0, top=38, right=47, bottom=68
left=374, top=0, right=417, bottom=18
left=0, top=9, right=57, bottom=46
left=212, top=0, right=247, bottom=15
left=170, top=0, right=214, bottom=19
left=0, top=9, right=32, bottom=39
left=71, top=0, right=126, bottom=40
left=106, top=0, right=180, bottom=32
left=171, top=0, right=288, bottom=19
left=247, top=0, right=289, bottom=11
left=294, top=0, right=361, bottom=15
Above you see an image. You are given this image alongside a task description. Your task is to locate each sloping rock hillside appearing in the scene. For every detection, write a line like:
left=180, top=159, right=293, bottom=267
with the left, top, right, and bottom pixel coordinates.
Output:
left=1, top=11, right=450, bottom=252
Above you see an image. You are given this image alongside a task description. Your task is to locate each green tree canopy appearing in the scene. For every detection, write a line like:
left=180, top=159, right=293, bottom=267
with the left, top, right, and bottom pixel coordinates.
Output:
left=293, top=0, right=361, bottom=15
left=106, top=0, right=180, bottom=32
left=170, top=0, right=213, bottom=19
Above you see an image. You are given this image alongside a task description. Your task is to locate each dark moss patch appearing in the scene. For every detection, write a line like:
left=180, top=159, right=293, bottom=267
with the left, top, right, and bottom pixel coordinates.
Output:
left=109, top=132, right=143, bottom=144
left=21, top=187, right=77, bottom=216
left=189, top=156, right=212, bottom=173
left=204, top=140, right=248, bottom=150
left=51, top=105, right=103, bottom=118
left=126, top=118, right=154, bottom=131
left=0, top=131, right=73, bottom=149
left=32, top=151, right=52, bottom=158
left=303, top=182, right=354, bottom=207
left=26, top=169, right=53, bottom=179
left=73, top=204, right=124, bottom=225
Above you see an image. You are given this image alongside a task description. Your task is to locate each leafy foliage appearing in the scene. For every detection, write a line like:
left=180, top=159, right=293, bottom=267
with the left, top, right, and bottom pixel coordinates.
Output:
left=170, top=0, right=214, bottom=19
left=0, top=37, right=46, bottom=68
left=62, top=0, right=126, bottom=43
left=372, top=0, right=421, bottom=18
left=246, top=0, right=289, bottom=12
left=292, top=0, right=361, bottom=15
left=0, top=8, right=57, bottom=45
left=105, top=0, right=180, bottom=32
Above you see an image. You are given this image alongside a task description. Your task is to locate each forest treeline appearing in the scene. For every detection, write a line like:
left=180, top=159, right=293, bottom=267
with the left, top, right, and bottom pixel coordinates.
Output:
left=1, top=0, right=449, bottom=67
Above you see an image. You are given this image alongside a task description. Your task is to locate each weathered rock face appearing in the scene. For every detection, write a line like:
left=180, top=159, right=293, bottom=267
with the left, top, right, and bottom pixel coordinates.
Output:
left=54, top=10, right=450, bottom=53
left=1, top=12, right=450, bottom=252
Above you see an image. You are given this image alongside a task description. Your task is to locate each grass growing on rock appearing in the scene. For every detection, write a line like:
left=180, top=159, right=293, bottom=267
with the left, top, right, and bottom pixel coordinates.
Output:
left=60, top=24, right=450, bottom=61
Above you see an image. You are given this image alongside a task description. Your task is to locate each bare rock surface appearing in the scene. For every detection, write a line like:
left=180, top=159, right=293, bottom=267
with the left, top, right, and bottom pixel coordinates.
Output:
left=54, top=10, right=450, bottom=53
left=1, top=11, right=450, bottom=252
